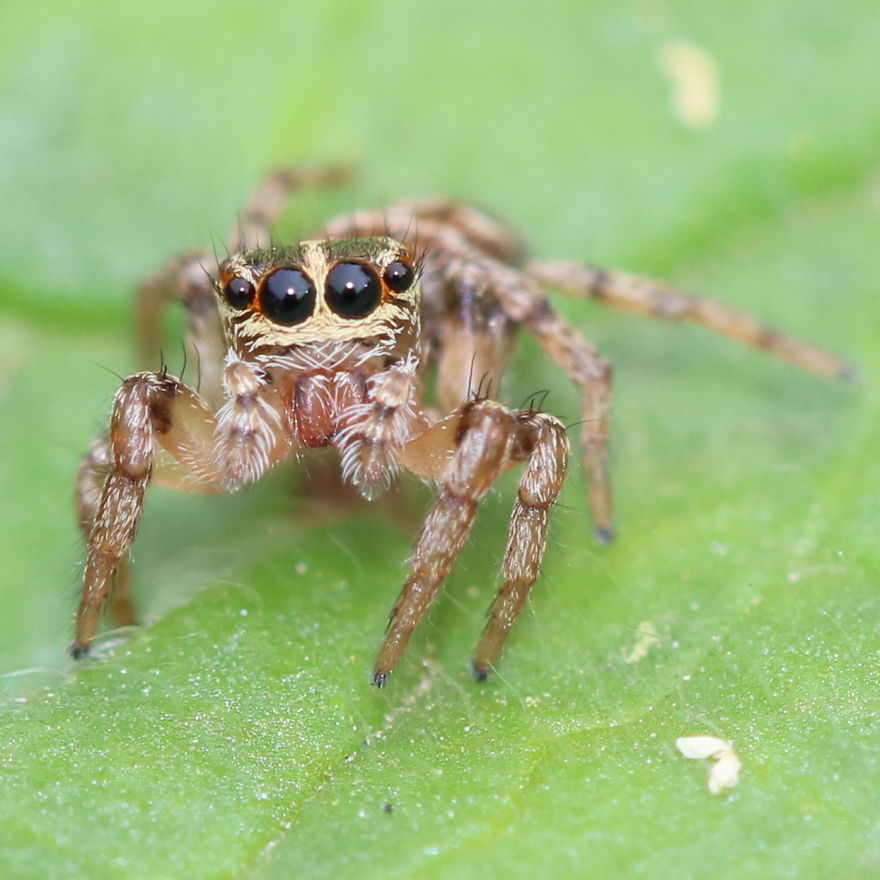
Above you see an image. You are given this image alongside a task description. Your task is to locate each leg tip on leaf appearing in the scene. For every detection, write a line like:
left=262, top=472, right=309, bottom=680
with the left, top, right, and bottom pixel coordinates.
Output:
left=471, top=661, right=491, bottom=683
left=838, top=363, right=859, bottom=382
left=594, top=525, right=615, bottom=545
left=69, top=643, right=89, bottom=661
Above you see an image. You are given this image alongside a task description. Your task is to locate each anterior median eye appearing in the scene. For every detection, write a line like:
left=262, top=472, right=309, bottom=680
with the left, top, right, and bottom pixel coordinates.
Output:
left=383, top=259, right=414, bottom=293
left=224, top=276, right=255, bottom=309
left=325, top=262, right=382, bottom=318
left=261, top=268, right=316, bottom=325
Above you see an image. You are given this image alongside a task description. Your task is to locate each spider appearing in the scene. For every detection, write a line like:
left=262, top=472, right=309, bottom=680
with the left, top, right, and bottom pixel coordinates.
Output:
left=73, top=166, right=852, bottom=686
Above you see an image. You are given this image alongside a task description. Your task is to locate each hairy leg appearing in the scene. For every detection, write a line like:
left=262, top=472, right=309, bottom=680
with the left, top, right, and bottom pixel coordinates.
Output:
left=463, top=260, right=615, bottom=543
left=76, top=435, right=134, bottom=628
left=374, top=400, right=567, bottom=685
left=73, top=364, right=291, bottom=656
left=320, top=198, right=525, bottom=265
left=373, top=400, right=516, bottom=685
left=527, top=259, right=854, bottom=380
left=430, top=258, right=519, bottom=412
left=134, top=251, right=225, bottom=407
left=227, top=163, right=354, bottom=253
left=472, top=411, right=568, bottom=679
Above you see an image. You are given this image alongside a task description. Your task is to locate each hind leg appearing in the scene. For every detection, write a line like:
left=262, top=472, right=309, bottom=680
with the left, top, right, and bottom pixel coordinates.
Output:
left=528, top=259, right=854, bottom=380
left=442, top=258, right=615, bottom=543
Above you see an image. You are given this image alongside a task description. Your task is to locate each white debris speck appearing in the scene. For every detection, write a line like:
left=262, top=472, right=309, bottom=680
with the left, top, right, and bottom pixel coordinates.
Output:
left=622, top=621, right=660, bottom=663
left=708, top=751, right=743, bottom=795
left=676, top=735, right=742, bottom=794
left=676, top=735, right=728, bottom=760
left=658, top=40, right=720, bottom=130
left=294, top=562, right=308, bottom=574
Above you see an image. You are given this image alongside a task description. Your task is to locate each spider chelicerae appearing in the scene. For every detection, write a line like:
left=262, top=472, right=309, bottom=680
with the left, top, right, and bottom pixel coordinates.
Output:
left=73, top=166, right=851, bottom=686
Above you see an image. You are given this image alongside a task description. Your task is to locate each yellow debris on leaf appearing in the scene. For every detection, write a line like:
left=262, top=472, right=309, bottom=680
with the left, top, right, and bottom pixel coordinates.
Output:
left=659, top=40, right=720, bottom=131
left=622, top=620, right=660, bottom=663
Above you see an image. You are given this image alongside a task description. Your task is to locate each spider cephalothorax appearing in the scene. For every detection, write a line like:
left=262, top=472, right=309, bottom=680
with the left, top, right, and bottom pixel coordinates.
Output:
left=216, top=237, right=420, bottom=358
left=73, top=166, right=851, bottom=686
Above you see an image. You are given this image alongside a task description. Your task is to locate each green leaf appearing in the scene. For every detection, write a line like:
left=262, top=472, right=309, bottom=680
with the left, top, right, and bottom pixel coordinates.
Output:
left=1, top=2, right=878, bottom=878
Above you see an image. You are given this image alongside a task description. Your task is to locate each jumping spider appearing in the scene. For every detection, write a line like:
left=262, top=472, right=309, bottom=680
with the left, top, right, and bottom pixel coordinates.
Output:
left=74, top=166, right=851, bottom=686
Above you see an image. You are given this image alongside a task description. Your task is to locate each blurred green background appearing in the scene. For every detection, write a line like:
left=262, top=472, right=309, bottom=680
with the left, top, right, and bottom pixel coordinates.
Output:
left=0, top=1, right=878, bottom=878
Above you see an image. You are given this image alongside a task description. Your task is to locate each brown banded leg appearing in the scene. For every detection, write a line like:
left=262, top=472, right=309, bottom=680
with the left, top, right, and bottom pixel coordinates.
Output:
left=373, top=400, right=517, bottom=686
left=74, top=360, right=294, bottom=657
left=227, top=163, right=354, bottom=253
left=374, top=400, right=568, bottom=686
left=384, top=198, right=526, bottom=263
left=472, top=412, right=568, bottom=680
left=76, top=435, right=135, bottom=630
left=73, top=373, right=222, bottom=657
left=135, top=251, right=226, bottom=406
left=433, top=259, right=518, bottom=412
left=320, top=199, right=525, bottom=268
left=529, top=319, right=612, bottom=544
left=458, top=259, right=615, bottom=543
left=527, top=260, right=855, bottom=380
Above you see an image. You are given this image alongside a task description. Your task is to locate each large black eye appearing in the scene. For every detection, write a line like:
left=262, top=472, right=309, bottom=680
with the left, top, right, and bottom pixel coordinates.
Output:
left=224, top=276, right=255, bottom=309
left=383, top=259, right=414, bottom=293
left=325, top=262, right=382, bottom=318
left=261, top=268, right=316, bottom=325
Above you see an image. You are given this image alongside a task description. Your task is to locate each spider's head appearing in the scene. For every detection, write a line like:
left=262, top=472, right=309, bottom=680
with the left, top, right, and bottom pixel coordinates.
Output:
left=215, top=236, right=420, bottom=361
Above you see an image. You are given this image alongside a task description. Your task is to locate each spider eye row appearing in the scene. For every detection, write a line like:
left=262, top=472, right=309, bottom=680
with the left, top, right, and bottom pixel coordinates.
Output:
left=221, top=259, right=414, bottom=325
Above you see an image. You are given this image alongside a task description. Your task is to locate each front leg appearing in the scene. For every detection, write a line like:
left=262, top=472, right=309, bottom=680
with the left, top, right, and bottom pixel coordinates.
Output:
left=73, top=362, right=292, bottom=657
left=473, top=412, right=568, bottom=679
left=74, top=373, right=211, bottom=656
left=373, top=399, right=521, bottom=686
left=76, top=434, right=137, bottom=632
left=380, top=404, right=569, bottom=685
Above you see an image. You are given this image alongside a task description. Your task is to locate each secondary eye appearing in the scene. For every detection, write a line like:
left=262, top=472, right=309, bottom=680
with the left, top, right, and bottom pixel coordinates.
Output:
left=260, top=268, right=316, bottom=325
left=325, top=262, right=382, bottom=318
left=223, top=276, right=255, bottom=309
left=383, top=259, right=414, bottom=293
